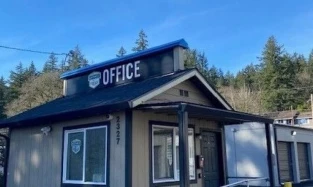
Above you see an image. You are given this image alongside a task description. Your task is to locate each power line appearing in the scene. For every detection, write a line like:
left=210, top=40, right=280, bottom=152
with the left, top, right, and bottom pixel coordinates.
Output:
left=0, top=45, right=68, bottom=56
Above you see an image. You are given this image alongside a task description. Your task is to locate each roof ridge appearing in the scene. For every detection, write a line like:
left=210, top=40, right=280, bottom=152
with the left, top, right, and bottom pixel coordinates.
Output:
left=61, top=39, right=188, bottom=79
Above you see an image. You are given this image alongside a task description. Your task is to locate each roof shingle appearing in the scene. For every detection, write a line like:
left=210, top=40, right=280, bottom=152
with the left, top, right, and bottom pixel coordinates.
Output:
left=0, top=69, right=193, bottom=127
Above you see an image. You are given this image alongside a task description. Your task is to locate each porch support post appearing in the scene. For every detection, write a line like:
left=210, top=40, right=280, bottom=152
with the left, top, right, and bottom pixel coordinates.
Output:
left=265, top=123, right=274, bottom=186
left=178, top=104, right=189, bottom=187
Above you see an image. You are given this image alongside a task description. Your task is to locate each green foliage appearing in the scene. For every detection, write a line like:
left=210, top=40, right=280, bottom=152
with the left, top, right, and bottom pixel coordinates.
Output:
left=7, top=62, right=26, bottom=102
left=116, top=46, right=127, bottom=57
left=0, top=77, right=7, bottom=119
left=184, top=49, right=226, bottom=88
left=1, top=35, right=313, bottom=117
left=25, top=61, right=38, bottom=79
left=259, top=37, right=299, bottom=111
left=67, top=46, right=89, bottom=70
left=132, top=30, right=148, bottom=52
left=43, top=53, right=59, bottom=73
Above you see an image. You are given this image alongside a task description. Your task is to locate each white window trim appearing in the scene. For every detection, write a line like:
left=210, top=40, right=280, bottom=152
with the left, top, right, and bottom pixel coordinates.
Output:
left=62, top=125, right=108, bottom=185
left=152, top=124, right=196, bottom=184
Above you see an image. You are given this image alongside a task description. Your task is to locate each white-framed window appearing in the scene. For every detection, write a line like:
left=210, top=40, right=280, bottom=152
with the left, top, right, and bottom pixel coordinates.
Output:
left=62, top=125, right=108, bottom=185
left=152, top=125, right=195, bottom=183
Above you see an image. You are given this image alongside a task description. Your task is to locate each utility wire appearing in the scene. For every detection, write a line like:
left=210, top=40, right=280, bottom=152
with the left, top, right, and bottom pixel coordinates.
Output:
left=0, top=45, right=68, bottom=56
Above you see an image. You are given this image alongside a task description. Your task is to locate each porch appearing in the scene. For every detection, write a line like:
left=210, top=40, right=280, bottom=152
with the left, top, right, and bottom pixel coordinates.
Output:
left=136, top=102, right=274, bottom=187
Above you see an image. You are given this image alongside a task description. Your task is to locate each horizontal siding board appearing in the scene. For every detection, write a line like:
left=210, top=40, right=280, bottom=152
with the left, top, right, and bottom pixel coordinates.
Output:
left=145, top=80, right=212, bottom=106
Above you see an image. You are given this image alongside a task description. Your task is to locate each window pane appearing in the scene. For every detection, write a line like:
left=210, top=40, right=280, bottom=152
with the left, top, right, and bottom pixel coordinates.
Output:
left=66, top=132, right=84, bottom=181
left=188, top=129, right=195, bottom=179
left=175, top=128, right=195, bottom=180
left=85, top=127, right=107, bottom=183
left=153, top=127, right=174, bottom=180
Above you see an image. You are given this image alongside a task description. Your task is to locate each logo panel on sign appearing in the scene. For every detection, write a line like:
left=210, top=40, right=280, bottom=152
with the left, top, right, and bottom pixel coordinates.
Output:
left=88, top=71, right=101, bottom=89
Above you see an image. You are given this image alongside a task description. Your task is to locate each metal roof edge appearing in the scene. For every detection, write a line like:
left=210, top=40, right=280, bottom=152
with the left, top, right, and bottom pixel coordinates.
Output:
left=61, top=39, right=189, bottom=79
left=0, top=101, right=131, bottom=128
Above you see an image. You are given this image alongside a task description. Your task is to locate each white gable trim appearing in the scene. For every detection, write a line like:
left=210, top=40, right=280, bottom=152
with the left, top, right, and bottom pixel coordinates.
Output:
left=130, top=70, right=233, bottom=110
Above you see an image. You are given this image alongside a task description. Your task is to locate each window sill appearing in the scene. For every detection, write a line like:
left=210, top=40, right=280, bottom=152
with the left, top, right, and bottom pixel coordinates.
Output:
left=62, top=183, right=107, bottom=187
left=152, top=179, right=197, bottom=186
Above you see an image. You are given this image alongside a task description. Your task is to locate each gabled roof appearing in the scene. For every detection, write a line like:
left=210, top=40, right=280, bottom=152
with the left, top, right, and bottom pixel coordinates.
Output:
left=61, top=39, right=189, bottom=79
left=0, top=68, right=233, bottom=128
left=0, top=69, right=192, bottom=127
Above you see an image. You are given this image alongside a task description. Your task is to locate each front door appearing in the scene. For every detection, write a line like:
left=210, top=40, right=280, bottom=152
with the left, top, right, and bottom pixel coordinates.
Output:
left=201, top=131, right=221, bottom=187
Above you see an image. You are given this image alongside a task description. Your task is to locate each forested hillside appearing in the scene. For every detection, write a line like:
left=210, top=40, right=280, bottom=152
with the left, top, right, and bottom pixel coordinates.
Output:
left=186, top=36, right=313, bottom=114
left=0, top=32, right=312, bottom=119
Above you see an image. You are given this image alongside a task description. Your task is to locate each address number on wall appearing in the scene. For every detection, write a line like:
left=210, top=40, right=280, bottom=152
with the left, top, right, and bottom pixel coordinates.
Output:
left=116, top=116, right=120, bottom=144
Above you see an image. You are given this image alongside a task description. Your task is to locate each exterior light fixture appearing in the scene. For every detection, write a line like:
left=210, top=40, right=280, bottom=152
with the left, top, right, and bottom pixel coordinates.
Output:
left=41, top=126, right=52, bottom=136
left=291, top=130, right=296, bottom=136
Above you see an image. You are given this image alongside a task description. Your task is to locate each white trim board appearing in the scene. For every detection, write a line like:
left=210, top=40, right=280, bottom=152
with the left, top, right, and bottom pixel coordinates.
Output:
left=130, top=69, right=232, bottom=110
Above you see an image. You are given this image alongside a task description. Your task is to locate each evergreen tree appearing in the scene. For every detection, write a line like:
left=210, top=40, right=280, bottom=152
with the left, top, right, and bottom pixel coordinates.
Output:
left=0, top=77, right=7, bottom=119
left=67, top=46, right=89, bottom=70
left=43, top=53, right=59, bottom=73
left=236, top=64, right=260, bottom=91
left=291, top=53, right=306, bottom=73
left=196, top=51, right=209, bottom=77
left=132, top=30, right=148, bottom=52
left=116, top=46, right=127, bottom=57
left=216, top=68, right=226, bottom=87
left=8, top=62, right=26, bottom=102
left=184, top=49, right=197, bottom=68
left=260, top=36, right=298, bottom=111
left=224, top=71, right=236, bottom=87
left=24, top=61, right=38, bottom=79
left=308, top=49, right=313, bottom=77
left=207, top=66, right=219, bottom=87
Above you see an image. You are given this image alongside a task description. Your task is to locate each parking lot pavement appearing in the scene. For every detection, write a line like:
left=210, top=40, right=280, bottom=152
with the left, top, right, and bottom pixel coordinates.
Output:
left=293, top=181, right=313, bottom=187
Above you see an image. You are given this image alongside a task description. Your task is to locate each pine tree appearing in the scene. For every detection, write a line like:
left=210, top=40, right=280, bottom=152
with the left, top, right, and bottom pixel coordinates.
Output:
left=7, top=62, right=26, bottom=102
left=307, top=49, right=313, bottom=77
left=224, top=71, right=236, bottom=87
left=116, top=46, right=127, bottom=57
left=207, top=66, right=219, bottom=87
left=184, top=49, right=197, bottom=68
left=24, top=61, right=38, bottom=80
left=67, top=46, right=89, bottom=70
left=132, top=30, right=149, bottom=52
left=43, top=53, right=58, bottom=73
left=259, top=36, right=299, bottom=111
left=196, top=51, right=209, bottom=78
left=216, top=68, right=225, bottom=87
left=0, top=77, right=7, bottom=119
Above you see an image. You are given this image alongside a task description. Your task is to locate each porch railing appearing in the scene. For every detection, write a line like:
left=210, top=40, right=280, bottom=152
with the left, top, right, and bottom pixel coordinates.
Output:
left=221, top=177, right=269, bottom=187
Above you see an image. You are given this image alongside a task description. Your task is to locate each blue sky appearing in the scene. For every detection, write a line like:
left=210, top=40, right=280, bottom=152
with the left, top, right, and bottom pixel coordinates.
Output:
left=0, top=0, right=313, bottom=79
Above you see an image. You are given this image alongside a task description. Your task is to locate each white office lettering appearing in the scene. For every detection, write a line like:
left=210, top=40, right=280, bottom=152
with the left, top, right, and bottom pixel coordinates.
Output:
left=110, top=67, right=116, bottom=84
left=116, top=65, right=122, bottom=82
left=122, top=64, right=126, bottom=81
left=134, top=61, right=141, bottom=78
left=103, top=69, right=109, bottom=85
left=126, top=63, right=133, bottom=79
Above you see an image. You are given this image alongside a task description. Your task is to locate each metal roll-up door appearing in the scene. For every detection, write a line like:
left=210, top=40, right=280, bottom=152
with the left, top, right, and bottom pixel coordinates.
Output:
left=297, top=143, right=310, bottom=180
left=277, top=141, right=293, bottom=182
